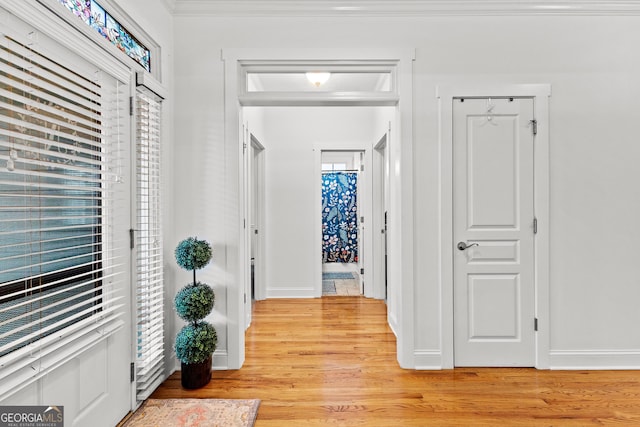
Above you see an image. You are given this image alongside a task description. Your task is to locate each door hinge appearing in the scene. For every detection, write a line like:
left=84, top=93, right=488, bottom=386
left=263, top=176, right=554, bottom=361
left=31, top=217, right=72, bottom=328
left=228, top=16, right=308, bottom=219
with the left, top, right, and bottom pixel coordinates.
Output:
left=534, top=318, right=539, bottom=332
left=129, top=228, right=135, bottom=249
left=533, top=217, right=538, bottom=234
left=360, top=268, right=364, bottom=275
left=129, top=96, right=133, bottom=117
left=243, top=142, right=247, bottom=154
left=244, top=293, right=247, bottom=304
left=529, top=119, right=538, bottom=136
left=360, top=164, right=364, bottom=172
left=130, top=362, right=135, bottom=382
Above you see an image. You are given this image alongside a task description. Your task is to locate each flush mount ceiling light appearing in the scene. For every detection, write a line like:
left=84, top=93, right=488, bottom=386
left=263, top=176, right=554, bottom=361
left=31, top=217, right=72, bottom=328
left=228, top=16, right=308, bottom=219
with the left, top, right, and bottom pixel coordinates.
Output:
left=305, top=72, right=331, bottom=87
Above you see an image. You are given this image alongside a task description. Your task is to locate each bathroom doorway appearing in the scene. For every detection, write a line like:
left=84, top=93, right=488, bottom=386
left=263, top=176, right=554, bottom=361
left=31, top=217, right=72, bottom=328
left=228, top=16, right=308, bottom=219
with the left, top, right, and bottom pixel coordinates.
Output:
left=321, top=150, right=365, bottom=296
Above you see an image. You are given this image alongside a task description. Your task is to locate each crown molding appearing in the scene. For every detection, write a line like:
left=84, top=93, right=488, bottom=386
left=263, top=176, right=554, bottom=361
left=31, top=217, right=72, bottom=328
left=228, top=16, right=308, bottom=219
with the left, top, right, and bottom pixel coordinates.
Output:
left=162, top=0, right=177, bottom=14
left=172, top=0, right=640, bottom=17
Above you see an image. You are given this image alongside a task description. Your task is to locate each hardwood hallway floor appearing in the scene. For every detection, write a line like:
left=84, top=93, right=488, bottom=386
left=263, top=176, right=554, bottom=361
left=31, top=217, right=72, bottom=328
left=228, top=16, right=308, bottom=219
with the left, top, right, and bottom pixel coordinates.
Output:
left=151, top=297, right=640, bottom=426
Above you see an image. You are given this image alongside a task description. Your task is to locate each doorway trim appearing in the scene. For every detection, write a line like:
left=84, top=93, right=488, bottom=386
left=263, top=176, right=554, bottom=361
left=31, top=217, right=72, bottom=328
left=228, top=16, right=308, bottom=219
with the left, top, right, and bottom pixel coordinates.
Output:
left=437, top=84, right=551, bottom=369
left=249, top=134, right=266, bottom=302
left=223, top=48, right=416, bottom=369
left=373, top=131, right=390, bottom=302
left=242, top=131, right=265, bottom=332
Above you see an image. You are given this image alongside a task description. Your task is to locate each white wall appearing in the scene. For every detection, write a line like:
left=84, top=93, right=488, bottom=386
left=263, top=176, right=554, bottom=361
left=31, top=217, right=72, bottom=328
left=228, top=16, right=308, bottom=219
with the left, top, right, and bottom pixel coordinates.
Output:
left=174, top=14, right=640, bottom=368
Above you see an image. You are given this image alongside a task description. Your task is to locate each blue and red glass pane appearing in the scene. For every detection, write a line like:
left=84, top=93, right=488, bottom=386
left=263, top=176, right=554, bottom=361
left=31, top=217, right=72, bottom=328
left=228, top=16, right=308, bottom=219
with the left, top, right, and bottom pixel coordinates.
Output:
left=57, top=0, right=151, bottom=72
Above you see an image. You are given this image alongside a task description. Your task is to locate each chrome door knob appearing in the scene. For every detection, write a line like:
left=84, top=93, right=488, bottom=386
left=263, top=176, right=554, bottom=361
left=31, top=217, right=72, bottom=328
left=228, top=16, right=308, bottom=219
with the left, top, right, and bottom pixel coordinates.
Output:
left=457, top=241, right=479, bottom=251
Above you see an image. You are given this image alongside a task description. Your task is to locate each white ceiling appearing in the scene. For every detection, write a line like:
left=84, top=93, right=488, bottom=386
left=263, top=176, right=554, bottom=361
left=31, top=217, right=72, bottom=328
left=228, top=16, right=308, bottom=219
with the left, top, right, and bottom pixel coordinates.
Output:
left=167, top=1, right=640, bottom=16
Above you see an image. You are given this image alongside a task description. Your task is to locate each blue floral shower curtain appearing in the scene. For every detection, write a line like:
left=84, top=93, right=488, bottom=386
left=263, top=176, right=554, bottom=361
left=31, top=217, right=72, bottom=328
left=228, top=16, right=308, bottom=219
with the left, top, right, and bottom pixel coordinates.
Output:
left=322, top=172, right=358, bottom=263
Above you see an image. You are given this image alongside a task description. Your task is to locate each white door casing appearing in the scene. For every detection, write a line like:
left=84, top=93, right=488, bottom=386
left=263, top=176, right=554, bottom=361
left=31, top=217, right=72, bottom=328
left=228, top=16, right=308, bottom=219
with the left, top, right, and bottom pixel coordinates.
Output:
left=358, top=151, right=365, bottom=294
left=373, top=131, right=390, bottom=303
left=250, top=135, right=266, bottom=303
left=437, top=84, right=550, bottom=370
left=453, top=97, right=535, bottom=366
left=242, top=126, right=266, bottom=329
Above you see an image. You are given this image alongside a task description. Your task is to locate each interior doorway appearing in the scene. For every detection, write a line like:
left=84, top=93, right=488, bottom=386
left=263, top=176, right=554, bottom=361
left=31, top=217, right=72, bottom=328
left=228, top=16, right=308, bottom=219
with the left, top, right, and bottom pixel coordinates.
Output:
left=244, top=133, right=265, bottom=329
left=321, top=150, right=366, bottom=296
left=225, top=49, right=416, bottom=370
left=374, top=131, right=390, bottom=301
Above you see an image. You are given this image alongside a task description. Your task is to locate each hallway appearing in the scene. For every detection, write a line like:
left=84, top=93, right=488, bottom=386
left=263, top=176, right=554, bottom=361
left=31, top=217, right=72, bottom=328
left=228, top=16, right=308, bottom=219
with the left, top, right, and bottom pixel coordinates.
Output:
left=151, top=298, right=640, bottom=426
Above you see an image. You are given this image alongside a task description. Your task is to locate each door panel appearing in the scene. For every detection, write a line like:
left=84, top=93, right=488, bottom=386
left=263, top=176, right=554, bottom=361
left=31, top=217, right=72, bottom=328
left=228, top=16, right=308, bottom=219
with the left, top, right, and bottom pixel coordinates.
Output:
left=468, top=274, right=519, bottom=338
left=468, top=117, right=519, bottom=228
left=454, top=98, right=535, bottom=367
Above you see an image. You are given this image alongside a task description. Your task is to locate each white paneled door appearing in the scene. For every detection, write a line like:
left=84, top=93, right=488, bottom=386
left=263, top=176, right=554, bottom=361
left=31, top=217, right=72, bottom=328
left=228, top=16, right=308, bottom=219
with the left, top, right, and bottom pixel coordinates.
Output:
left=453, top=98, right=536, bottom=366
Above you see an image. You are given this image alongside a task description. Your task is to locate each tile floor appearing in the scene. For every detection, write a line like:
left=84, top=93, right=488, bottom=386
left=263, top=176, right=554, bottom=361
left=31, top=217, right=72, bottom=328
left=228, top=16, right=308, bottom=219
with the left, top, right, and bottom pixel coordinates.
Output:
left=334, top=278, right=361, bottom=296
left=322, top=274, right=361, bottom=296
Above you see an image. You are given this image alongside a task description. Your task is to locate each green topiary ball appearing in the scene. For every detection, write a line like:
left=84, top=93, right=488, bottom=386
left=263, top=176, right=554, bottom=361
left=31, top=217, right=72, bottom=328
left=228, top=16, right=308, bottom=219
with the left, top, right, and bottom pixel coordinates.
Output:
left=175, top=281, right=215, bottom=322
left=175, top=322, right=218, bottom=364
left=175, top=237, right=212, bottom=271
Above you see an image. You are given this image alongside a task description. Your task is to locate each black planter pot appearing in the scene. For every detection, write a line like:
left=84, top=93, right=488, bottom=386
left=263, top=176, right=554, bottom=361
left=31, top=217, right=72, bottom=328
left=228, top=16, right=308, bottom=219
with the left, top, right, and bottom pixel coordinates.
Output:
left=181, top=355, right=212, bottom=389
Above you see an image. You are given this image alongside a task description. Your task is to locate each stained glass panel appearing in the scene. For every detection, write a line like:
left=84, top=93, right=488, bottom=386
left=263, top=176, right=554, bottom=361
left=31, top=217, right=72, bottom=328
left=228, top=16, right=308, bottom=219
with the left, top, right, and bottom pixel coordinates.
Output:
left=57, top=0, right=151, bottom=72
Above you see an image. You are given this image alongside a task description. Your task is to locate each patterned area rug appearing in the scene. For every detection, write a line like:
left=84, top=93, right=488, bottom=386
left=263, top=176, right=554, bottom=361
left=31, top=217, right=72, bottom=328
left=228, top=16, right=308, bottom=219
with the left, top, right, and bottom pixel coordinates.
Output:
left=121, top=398, right=260, bottom=427
left=322, top=279, right=337, bottom=295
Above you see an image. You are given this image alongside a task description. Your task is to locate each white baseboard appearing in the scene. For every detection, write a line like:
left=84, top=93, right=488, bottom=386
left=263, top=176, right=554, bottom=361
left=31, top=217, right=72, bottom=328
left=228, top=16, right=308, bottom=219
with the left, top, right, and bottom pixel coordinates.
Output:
left=266, top=287, right=317, bottom=298
left=191, top=350, right=640, bottom=371
left=387, top=313, right=398, bottom=337
left=549, top=349, right=640, bottom=370
left=410, top=349, right=640, bottom=370
left=414, top=350, right=443, bottom=370
left=212, top=349, right=228, bottom=370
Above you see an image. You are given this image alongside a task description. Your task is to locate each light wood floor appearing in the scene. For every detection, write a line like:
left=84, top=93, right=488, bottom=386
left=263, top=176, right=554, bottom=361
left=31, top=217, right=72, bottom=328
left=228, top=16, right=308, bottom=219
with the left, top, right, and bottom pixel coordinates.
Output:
left=151, top=297, right=640, bottom=426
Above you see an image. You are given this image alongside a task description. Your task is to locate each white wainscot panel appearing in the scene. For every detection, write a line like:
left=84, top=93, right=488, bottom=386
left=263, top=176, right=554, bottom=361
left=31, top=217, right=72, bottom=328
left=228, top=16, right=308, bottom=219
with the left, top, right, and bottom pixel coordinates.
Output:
left=41, top=340, right=108, bottom=425
left=1, top=382, right=39, bottom=405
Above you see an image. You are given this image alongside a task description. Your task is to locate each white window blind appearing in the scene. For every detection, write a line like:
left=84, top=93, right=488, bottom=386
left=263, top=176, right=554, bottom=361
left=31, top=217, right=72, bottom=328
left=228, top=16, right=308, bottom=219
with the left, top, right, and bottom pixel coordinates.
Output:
left=134, top=91, right=164, bottom=401
left=0, top=31, right=127, bottom=395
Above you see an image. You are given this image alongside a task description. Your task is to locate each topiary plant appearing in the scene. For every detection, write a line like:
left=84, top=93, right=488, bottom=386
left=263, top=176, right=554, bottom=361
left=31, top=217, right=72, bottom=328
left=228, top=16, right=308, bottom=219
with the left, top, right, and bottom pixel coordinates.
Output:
left=175, top=322, right=218, bottom=364
left=173, top=237, right=217, bottom=388
left=175, top=281, right=215, bottom=323
left=175, top=237, right=212, bottom=276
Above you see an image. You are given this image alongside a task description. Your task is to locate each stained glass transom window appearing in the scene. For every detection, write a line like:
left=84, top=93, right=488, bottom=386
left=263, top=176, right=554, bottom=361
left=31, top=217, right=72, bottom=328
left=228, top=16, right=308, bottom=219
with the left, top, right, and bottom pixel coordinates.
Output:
left=57, top=0, right=151, bottom=72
